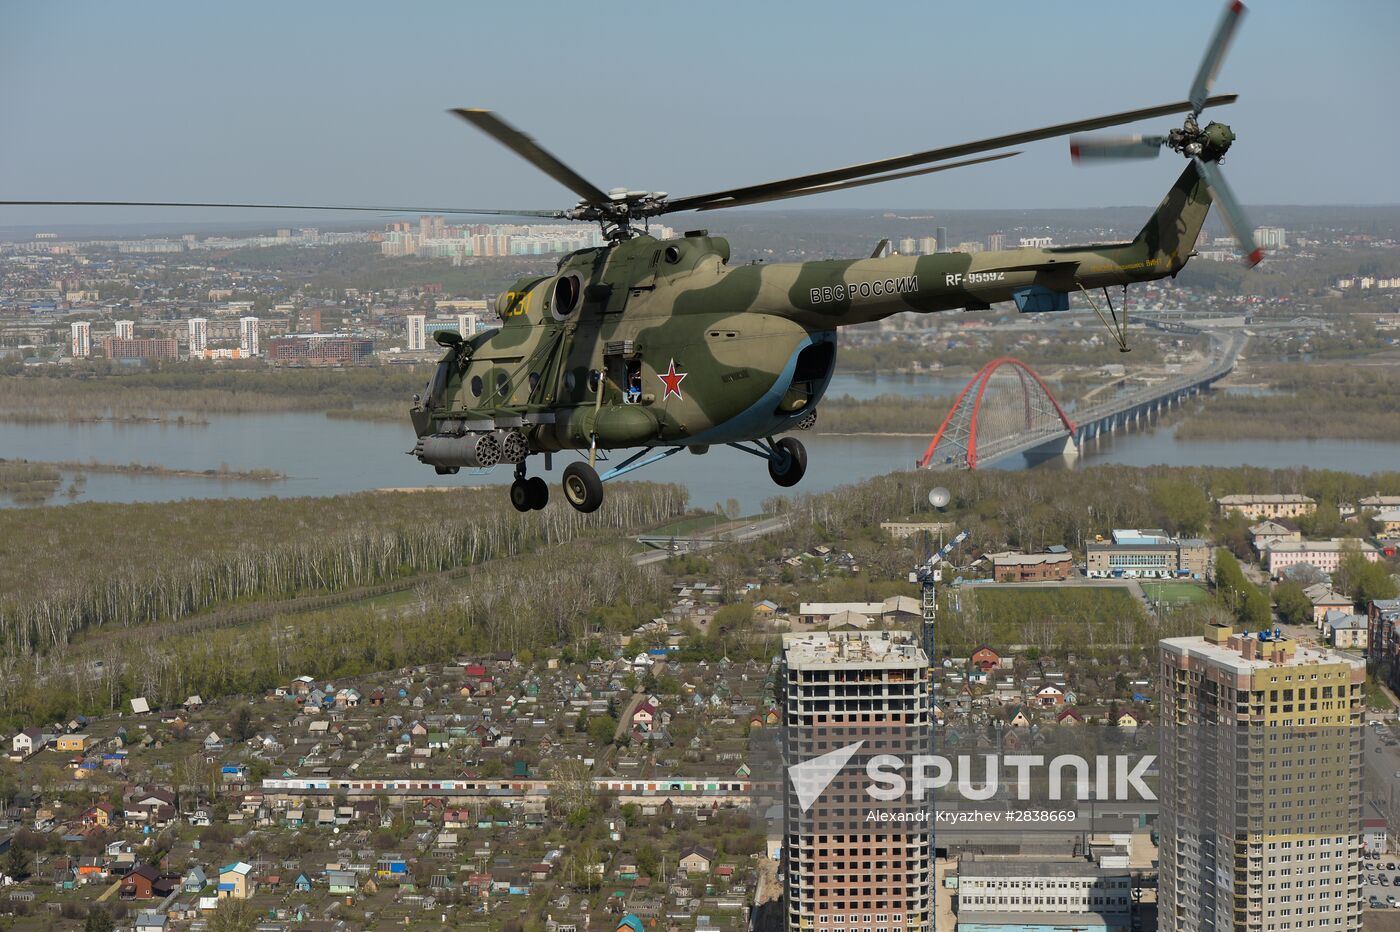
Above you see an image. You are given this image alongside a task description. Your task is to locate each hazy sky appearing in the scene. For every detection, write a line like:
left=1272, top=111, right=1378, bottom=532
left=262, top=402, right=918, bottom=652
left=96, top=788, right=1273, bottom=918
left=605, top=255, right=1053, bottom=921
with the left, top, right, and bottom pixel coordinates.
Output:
left=2, top=1, right=1396, bottom=227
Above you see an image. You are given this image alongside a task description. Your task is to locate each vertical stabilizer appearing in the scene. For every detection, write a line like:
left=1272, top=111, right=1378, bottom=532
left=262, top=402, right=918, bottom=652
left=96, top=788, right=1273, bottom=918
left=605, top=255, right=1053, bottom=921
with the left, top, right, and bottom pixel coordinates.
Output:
left=1131, top=162, right=1214, bottom=274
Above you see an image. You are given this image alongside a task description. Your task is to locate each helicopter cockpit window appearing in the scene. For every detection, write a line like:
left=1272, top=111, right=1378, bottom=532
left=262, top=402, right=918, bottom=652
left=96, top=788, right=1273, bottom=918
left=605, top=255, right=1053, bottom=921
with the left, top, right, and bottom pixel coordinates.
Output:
left=427, top=359, right=451, bottom=407
left=551, top=271, right=584, bottom=321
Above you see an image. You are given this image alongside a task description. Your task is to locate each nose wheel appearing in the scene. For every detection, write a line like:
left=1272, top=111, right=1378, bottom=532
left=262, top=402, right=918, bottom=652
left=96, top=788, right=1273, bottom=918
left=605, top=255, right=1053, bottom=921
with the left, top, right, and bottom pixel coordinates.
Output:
left=725, top=436, right=808, bottom=488
left=767, top=437, right=807, bottom=487
left=509, top=464, right=550, bottom=512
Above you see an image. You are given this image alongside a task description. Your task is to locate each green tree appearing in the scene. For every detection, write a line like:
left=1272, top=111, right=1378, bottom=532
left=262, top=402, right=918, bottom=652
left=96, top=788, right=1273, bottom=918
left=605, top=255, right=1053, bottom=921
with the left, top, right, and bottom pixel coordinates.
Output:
left=0, top=771, right=17, bottom=810
left=1298, top=501, right=1346, bottom=538
left=1215, top=511, right=1254, bottom=562
left=712, top=603, right=754, bottom=632
left=230, top=705, right=256, bottom=742
left=587, top=715, right=617, bottom=749
left=84, top=908, right=116, bottom=932
left=1214, top=549, right=1270, bottom=629
left=1272, top=581, right=1313, bottom=627
left=1337, top=553, right=1398, bottom=605
left=1150, top=477, right=1211, bottom=536
left=207, top=896, right=257, bottom=932
left=636, top=843, right=661, bottom=878
left=5, top=844, right=31, bottom=880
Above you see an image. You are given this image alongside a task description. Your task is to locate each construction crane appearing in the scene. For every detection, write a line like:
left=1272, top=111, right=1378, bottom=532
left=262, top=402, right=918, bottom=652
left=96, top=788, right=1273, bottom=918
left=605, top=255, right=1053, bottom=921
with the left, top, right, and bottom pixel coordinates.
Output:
left=911, top=525, right=969, bottom=679
left=908, top=487, right=968, bottom=872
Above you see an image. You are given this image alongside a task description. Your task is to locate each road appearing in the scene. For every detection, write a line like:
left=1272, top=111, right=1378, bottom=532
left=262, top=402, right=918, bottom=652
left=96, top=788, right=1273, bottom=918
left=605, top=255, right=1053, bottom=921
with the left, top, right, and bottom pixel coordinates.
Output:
left=632, top=514, right=790, bottom=565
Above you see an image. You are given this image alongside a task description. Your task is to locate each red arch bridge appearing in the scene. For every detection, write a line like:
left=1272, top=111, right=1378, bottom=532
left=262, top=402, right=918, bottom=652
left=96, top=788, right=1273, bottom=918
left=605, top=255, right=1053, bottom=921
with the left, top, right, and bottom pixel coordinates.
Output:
left=916, top=332, right=1242, bottom=471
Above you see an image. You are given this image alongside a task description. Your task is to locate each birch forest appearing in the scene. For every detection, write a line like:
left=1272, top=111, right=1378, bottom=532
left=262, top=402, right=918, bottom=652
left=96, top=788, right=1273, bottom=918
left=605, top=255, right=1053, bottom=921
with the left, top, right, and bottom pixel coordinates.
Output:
left=0, top=482, right=687, bottom=657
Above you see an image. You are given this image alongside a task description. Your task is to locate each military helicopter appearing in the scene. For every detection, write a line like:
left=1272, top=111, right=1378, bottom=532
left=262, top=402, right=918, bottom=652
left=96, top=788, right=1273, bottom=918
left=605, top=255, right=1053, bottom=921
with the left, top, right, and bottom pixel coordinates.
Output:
left=6, top=3, right=1258, bottom=514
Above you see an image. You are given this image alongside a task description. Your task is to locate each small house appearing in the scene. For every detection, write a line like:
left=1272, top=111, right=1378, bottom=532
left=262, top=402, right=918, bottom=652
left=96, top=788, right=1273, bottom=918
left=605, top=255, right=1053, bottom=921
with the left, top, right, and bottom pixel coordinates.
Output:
left=679, top=845, right=714, bottom=875
left=327, top=869, right=357, bottom=895
left=183, top=866, right=207, bottom=893
left=217, top=861, right=253, bottom=899
left=969, top=646, right=1002, bottom=672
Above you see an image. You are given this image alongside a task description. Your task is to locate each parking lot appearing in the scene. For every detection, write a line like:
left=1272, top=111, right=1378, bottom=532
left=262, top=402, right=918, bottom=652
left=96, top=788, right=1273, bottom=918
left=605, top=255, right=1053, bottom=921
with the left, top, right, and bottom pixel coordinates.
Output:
left=1365, top=856, right=1400, bottom=910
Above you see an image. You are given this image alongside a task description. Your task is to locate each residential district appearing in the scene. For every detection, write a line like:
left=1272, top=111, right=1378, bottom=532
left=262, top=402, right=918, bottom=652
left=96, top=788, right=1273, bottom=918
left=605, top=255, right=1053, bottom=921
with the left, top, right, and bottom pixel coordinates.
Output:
left=2, top=490, right=1399, bottom=932
left=4, top=216, right=1398, bottom=373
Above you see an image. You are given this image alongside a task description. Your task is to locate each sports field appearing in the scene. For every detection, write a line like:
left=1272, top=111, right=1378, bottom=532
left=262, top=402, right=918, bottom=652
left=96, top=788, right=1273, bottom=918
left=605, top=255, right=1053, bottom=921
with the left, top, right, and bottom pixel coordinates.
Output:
left=1141, top=580, right=1211, bottom=605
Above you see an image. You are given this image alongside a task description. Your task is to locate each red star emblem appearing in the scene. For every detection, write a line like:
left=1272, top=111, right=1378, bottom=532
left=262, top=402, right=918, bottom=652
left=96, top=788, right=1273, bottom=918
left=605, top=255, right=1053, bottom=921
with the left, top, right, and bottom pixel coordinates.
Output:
left=659, top=358, right=687, bottom=400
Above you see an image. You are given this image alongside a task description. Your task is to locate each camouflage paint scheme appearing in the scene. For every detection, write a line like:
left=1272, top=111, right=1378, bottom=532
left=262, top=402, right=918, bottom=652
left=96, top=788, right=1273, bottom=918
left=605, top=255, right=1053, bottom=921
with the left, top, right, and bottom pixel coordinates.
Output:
left=410, top=162, right=1213, bottom=455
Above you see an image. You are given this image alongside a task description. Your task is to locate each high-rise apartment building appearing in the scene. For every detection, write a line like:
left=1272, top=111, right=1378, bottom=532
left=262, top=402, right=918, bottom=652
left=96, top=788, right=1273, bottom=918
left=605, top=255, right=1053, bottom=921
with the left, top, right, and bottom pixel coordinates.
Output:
left=986, top=233, right=1006, bottom=251
left=266, top=335, right=373, bottom=366
left=419, top=214, right=446, bottom=241
left=455, top=313, right=478, bottom=338
left=70, top=321, right=91, bottom=358
left=102, top=337, right=179, bottom=362
left=114, top=319, right=135, bottom=340
left=1159, top=626, right=1364, bottom=932
left=898, top=237, right=917, bottom=256
left=187, top=318, right=208, bottom=358
left=1253, top=227, right=1287, bottom=250
left=407, top=314, right=426, bottom=351
left=935, top=227, right=948, bottom=253
left=239, top=317, right=260, bottom=356
left=782, top=631, right=932, bottom=932
left=917, top=236, right=938, bottom=255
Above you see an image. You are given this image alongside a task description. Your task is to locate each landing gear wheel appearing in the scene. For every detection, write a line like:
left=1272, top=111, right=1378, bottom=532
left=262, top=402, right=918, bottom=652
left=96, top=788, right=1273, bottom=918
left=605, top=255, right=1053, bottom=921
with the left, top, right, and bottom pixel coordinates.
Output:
left=509, top=478, right=532, bottom=513
left=562, top=462, right=604, bottom=513
left=768, top=437, right=807, bottom=488
left=526, top=476, right=549, bottom=510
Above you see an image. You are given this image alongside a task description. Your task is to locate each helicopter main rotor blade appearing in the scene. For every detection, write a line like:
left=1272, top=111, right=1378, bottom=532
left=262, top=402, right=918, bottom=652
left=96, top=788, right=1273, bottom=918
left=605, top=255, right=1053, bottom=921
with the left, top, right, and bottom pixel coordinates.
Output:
left=1189, top=1, right=1247, bottom=116
left=661, top=95, right=1236, bottom=214
left=450, top=108, right=612, bottom=206
left=692, top=152, right=1019, bottom=211
left=0, top=199, right=564, bottom=218
left=1069, top=135, right=1166, bottom=162
left=1193, top=156, right=1262, bottom=267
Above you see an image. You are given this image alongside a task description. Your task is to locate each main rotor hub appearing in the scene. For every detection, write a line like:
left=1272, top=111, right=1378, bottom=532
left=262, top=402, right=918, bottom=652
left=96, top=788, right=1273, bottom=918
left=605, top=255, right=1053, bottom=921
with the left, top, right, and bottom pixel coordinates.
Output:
left=564, top=189, right=671, bottom=240
left=1167, top=116, right=1235, bottom=163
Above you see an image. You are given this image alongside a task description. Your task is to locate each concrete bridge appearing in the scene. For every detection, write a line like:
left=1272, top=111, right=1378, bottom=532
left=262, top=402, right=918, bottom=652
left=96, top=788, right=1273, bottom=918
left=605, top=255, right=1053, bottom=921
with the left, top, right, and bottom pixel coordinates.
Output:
left=919, top=331, right=1244, bottom=471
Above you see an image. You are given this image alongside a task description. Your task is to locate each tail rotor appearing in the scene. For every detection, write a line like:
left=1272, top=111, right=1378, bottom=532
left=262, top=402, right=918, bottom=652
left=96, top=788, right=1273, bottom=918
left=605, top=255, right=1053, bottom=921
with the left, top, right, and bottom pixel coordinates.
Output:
left=1068, top=1, right=1261, bottom=267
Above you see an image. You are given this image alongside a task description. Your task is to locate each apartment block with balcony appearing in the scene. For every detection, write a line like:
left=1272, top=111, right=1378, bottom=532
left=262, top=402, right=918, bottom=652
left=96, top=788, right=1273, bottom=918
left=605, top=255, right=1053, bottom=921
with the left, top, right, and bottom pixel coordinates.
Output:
left=1158, top=625, right=1364, bottom=932
left=781, top=631, right=931, bottom=932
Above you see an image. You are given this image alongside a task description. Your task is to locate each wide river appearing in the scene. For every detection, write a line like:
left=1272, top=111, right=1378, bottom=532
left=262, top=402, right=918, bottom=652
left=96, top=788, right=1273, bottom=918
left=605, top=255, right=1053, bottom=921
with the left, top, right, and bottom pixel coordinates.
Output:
left=3, top=374, right=1397, bottom=513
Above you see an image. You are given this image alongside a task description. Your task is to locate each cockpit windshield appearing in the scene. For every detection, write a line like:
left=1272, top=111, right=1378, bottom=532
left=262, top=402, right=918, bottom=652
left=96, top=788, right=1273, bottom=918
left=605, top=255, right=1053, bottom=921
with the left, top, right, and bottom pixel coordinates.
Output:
left=426, top=358, right=452, bottom=408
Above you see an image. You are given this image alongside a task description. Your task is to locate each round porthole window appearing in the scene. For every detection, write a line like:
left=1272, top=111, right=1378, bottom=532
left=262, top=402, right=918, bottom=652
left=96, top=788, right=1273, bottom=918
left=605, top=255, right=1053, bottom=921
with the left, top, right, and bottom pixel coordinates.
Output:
left=470, top=375, right=483, bottom=397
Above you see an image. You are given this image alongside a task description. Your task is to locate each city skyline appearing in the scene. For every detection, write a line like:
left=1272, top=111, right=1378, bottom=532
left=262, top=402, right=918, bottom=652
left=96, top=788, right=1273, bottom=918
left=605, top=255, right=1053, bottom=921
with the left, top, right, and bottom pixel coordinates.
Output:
left=2, top=1, right=1398, bottom=229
